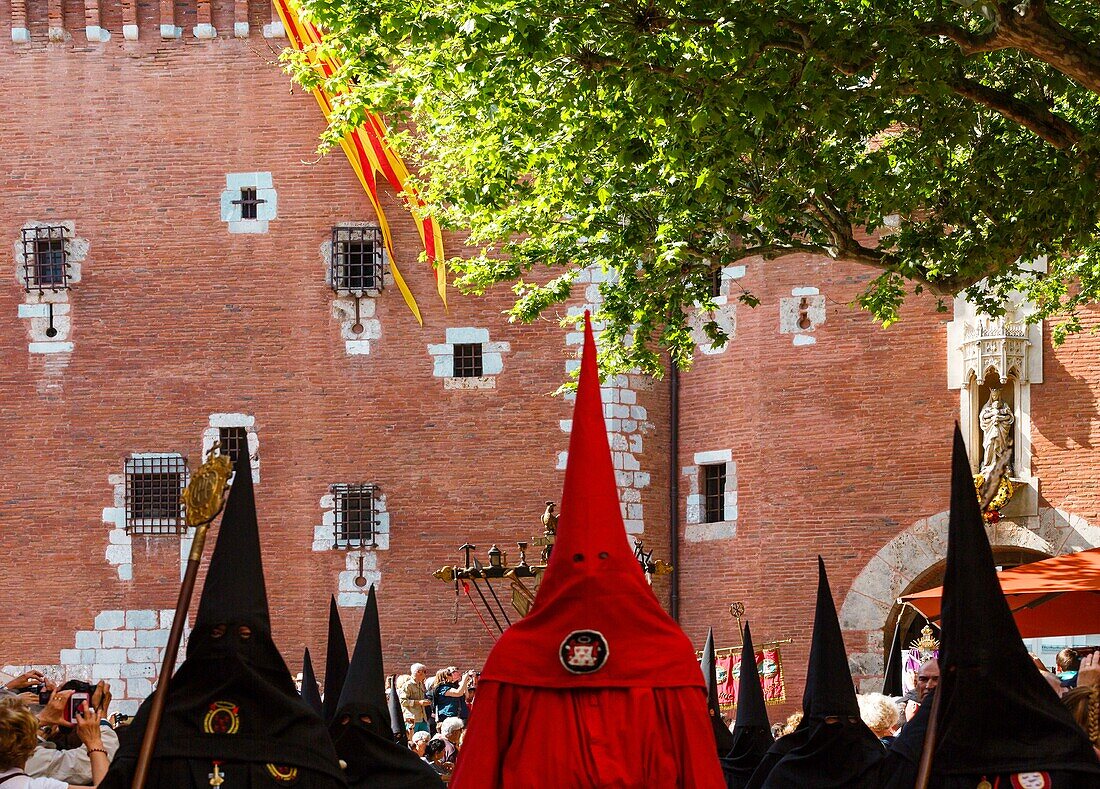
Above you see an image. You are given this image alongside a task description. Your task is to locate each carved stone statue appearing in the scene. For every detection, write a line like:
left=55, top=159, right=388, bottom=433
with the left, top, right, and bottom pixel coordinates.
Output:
left=978, top=388, right=1015, bottom=483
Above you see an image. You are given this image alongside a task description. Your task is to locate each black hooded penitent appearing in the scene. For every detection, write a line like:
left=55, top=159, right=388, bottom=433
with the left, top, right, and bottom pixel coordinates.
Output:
left=929, top=427, right=1100, bottom=787
left=703, top=627, right=737, bottom=757
left=753, top=557, right=886, bottom=789
left=387, top=674, right=408, bottom=747
left=323, top=595, right=350, bottom=724
left=99, top=453, right=346, bottom=788
left=302, top=648, right=323, bottom=717
left=881, top=617, right=903, bottom=697
left=723, top=622, right=775, bottom=789
left=329, top=585, right=442, bottom=789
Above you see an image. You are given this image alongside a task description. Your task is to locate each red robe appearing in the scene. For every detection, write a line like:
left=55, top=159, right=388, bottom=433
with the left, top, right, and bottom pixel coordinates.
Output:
left=452, top=682, right=725, bottom=788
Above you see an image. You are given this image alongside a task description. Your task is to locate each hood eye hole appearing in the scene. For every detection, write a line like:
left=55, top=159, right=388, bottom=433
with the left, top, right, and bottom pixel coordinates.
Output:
left=573, top=553, right=584, bottom=562
left=598, top=551, right=608, bottom=559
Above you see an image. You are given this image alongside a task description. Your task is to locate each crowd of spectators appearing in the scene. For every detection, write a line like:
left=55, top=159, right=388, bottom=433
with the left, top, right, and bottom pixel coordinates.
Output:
left=0, top=670, right=121, bottom=788
left=393, top=663, right=479, bottom=783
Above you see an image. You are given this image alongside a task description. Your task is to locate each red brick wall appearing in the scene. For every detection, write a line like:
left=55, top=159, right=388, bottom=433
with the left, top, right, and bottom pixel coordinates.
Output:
left=0, top=3, right=670, bottom=695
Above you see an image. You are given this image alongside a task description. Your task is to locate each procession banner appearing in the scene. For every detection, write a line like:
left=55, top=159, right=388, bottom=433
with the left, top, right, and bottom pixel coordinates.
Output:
left=712, top=648, right=787, bottom=712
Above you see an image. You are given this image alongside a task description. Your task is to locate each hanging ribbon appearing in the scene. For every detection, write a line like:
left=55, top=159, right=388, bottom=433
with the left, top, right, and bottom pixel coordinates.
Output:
left=462, top=581, right=497, bottom=641
left=272, top=0, right=447, bottom=323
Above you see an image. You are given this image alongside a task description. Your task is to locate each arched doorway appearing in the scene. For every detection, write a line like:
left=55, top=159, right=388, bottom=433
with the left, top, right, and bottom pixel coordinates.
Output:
left=883, top=546, right=1051, bottom=654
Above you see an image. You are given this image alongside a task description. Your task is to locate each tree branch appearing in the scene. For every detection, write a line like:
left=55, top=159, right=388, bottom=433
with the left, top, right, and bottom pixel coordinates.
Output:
left=947, top=76, right=1082, bottom=148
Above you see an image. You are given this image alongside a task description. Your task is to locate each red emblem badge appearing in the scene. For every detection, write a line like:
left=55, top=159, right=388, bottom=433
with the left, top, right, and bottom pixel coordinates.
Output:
left=1010, top=774, right=1051, bottom=789
left=203, top=701, right=240, bottom=735
left=559, top=630, right=609, bottom=674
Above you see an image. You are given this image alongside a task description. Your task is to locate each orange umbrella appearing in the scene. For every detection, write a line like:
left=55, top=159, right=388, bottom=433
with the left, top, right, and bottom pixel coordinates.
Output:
left=901, top=547, right=1100, bottom=638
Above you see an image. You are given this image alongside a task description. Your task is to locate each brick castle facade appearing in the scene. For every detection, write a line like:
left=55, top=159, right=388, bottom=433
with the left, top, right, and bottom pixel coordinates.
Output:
left=3, top=1, right=1098, bottom=719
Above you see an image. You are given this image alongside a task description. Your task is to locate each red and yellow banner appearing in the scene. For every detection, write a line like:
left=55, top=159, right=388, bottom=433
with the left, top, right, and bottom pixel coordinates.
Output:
left=715, top=648, right=786, bottom=711
left=273, top=0, right=446, bottom=323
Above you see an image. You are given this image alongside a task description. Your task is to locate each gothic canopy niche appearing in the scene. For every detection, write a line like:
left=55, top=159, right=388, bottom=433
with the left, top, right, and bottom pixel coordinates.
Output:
left=946, top=292, right=1043, bottom=520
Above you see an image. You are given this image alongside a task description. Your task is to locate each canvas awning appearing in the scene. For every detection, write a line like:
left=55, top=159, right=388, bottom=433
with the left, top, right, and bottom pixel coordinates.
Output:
left=901, top=547, right=1100, bottom=638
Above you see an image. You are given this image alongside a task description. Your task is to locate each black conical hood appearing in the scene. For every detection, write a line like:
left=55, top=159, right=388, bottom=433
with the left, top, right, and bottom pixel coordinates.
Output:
left=301, top=648, right=323, bottom=716
left=724, top=622, right=775, bottom=788
left=322, top=595, right=349, bottom=724
left=803, top=557, right=859, bottom=718
left=932, top=426, right=1100, bottom=778
left=702, top=627, right=736, bottom=754
left=881, top=617, right=903, bottom=696
left=387, top=674, right=408, bottom=746
left=194, top=452, right=269, bottom=634
left=734, top=622, right=770, bottom=730
left=336, top=585, right=388, bottom=735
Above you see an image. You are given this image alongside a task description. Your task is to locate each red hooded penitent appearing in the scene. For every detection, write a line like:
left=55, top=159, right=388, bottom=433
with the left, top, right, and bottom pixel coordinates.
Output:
left=451, top=313, right=725, bottom=788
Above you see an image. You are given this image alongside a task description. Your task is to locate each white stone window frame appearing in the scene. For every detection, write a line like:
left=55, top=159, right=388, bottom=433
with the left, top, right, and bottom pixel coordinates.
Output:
left=428, top=328, right=510, bottom=390
left=220, top=173, right=277, bottom=234
left=683, top=450, right=737, bottom=542
left=692, top=264, right=746, bottom=355
left=779, top=286, right=826, bottom=346
left=322, top=223, right=387, bottom=356
left=201, top=413, right=260, bottom=483
left=14, top=221, right=88, bottom=354
left=313, top=489, right=391, bottom=552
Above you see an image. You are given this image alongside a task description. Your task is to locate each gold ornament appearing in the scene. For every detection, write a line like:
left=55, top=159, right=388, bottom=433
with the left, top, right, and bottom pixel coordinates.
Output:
left=973, top=473, right=1016, bottom=522
left=909, top=625, right=940, bottom=659
left=183, top=445, right=233, bottom=528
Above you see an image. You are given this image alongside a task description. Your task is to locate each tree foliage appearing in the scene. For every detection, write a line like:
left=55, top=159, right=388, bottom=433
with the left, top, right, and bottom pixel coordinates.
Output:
left=287, top=0, right=1100, bottom=374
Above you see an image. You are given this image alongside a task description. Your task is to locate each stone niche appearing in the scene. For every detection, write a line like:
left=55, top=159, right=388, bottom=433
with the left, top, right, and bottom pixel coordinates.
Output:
left=947, top=294, right=1042, bottom=519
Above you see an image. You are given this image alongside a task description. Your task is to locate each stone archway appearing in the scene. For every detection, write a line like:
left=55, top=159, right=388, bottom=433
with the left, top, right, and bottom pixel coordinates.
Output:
left=838, top=507, right=1100, bottom=689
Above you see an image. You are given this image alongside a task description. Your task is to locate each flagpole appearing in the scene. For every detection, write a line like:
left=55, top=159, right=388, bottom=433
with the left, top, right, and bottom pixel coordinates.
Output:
left=132, top=451, right=232, bottom=789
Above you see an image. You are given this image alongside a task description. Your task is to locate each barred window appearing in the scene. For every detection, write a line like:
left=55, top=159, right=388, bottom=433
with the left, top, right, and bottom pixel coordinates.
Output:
left=331, top=226, right=384, bottom=294
left=217, top=426, right=248, bottom=467
left=703, top=464, right=726, bottom=524
left=21, top=226, right=69, bottom=292
left=708, top=267, right=723, bottom=298
left=125, top=455, right=188, bottom=534
left=452, top=343, right=484, bottom=378
left=332, top=484, right=378, bottom=548
left=236, top=187, right=262, bottom=220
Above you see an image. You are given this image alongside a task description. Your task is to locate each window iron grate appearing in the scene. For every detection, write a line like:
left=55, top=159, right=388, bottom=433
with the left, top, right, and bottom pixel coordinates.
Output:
left=703, top=464, right=726, bottom=524
left=232, top=187, right=266, bottom=220
left=452, top=343, right=484, bottom=378
left=217, top=426, right=249, bottom=467
left=332, top=483, right=379, bottom=548
left=331, top=226, right=384, bottom=295
left=21, top=226, right=70, bottom=293
left=125, top=454, right=188, bottom=534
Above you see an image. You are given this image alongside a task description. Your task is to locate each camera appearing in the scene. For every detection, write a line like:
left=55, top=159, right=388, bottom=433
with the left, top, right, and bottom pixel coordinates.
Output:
left=66, top=692, right=90, bottom=724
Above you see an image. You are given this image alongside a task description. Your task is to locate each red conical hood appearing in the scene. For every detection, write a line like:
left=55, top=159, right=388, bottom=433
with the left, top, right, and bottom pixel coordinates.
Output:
left=479, top=313, right=703, bottom=689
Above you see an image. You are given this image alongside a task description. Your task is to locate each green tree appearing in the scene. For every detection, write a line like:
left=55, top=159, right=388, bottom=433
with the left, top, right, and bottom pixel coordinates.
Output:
left=288, top=0, right=1099, bottom=374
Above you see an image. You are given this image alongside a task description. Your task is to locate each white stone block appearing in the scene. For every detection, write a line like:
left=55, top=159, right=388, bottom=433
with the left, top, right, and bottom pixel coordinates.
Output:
left=193, top=23, right=216, bottom=38
left=160, top=24, right=182, bottom=39
left=262, top=20, right=285, bottom=38
left=621, top=420, right=637, bottom=433
left=95, top=649, right=127, bottom=664
left=615, top=471, right=633, bottom=488
left=59, top=649, right=82, bottom=664
left=234, top=22, right=249, bottom=38
left=620, top=488, right=641, bottom=503
left=28, top=341, right=73, bottom=354
left=432, top=356, right=452, bottom=377
left=125, top=610, right=158, bottom=630
left=623, top=519, right=644, bottom=534
left=791, top=286, right=820, bottom=297
left=92, top=664, right=123, bottom=679
left=121, top=662, right=156, bottom=678
left=127, top=648, right=159, bottom=663
left=107, top=529, right=129, bottom=545
left=482, top=353, right=504, bottom=376
left=629, top=406, right=647, bottom=420
left=685, top=522, right=737, bottom=542
left=345, top=340, right=371, bottom=355
left=123, top=24, right=138, bottom=40
left=559, top=420, right=572, bottom=432
left=337, top=592, right=368, bottom=608
left=793, top=334, right=816, bottom=346
left=694, top=449, right=733, bottom=465
left=627, top=504, right=643, bottom=520
left=75, top=632, right=100, bottom=649
left=18, top=303, right=49, bottom=318
left=79, top=650, right=97, bottom=663
left=102, top=631, right=136, bottom=649
left=444, top=327, right=490, bottom=344
left=622, top=454, right=640, bottom=471
left=159, top=610, right=175, bottom=629
left=208, top=413, right=254, bottom=428
left=128, top=677, right=153, bottom=697
left=11, top=27, right=29, bottom=43
left=556, top=451, right=568, bottom=470
left=95, top=611, right=125, bottom=631
left=426, top=343, right=450, bottom=355
left=633, top=472, right=650, bottom=487
left=117, top=564, right=133, bottom=581
left=136, top=629, right=169, bottom=648
left=619, top=389, right=637, bottom=405
left=105, top=545, right=131, bottom=565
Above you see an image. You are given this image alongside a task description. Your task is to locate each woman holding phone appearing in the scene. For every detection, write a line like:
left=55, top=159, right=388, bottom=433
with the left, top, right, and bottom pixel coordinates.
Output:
left=0, top=692, right=108, bottom=788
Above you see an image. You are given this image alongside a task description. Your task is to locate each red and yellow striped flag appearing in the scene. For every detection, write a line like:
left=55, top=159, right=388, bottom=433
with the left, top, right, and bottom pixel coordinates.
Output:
left=273, top=0, right=446, bottom=323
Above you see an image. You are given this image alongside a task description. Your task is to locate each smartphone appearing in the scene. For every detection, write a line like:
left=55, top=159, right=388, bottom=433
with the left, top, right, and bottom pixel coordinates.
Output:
left=67, top=692, right=90, bottom=723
